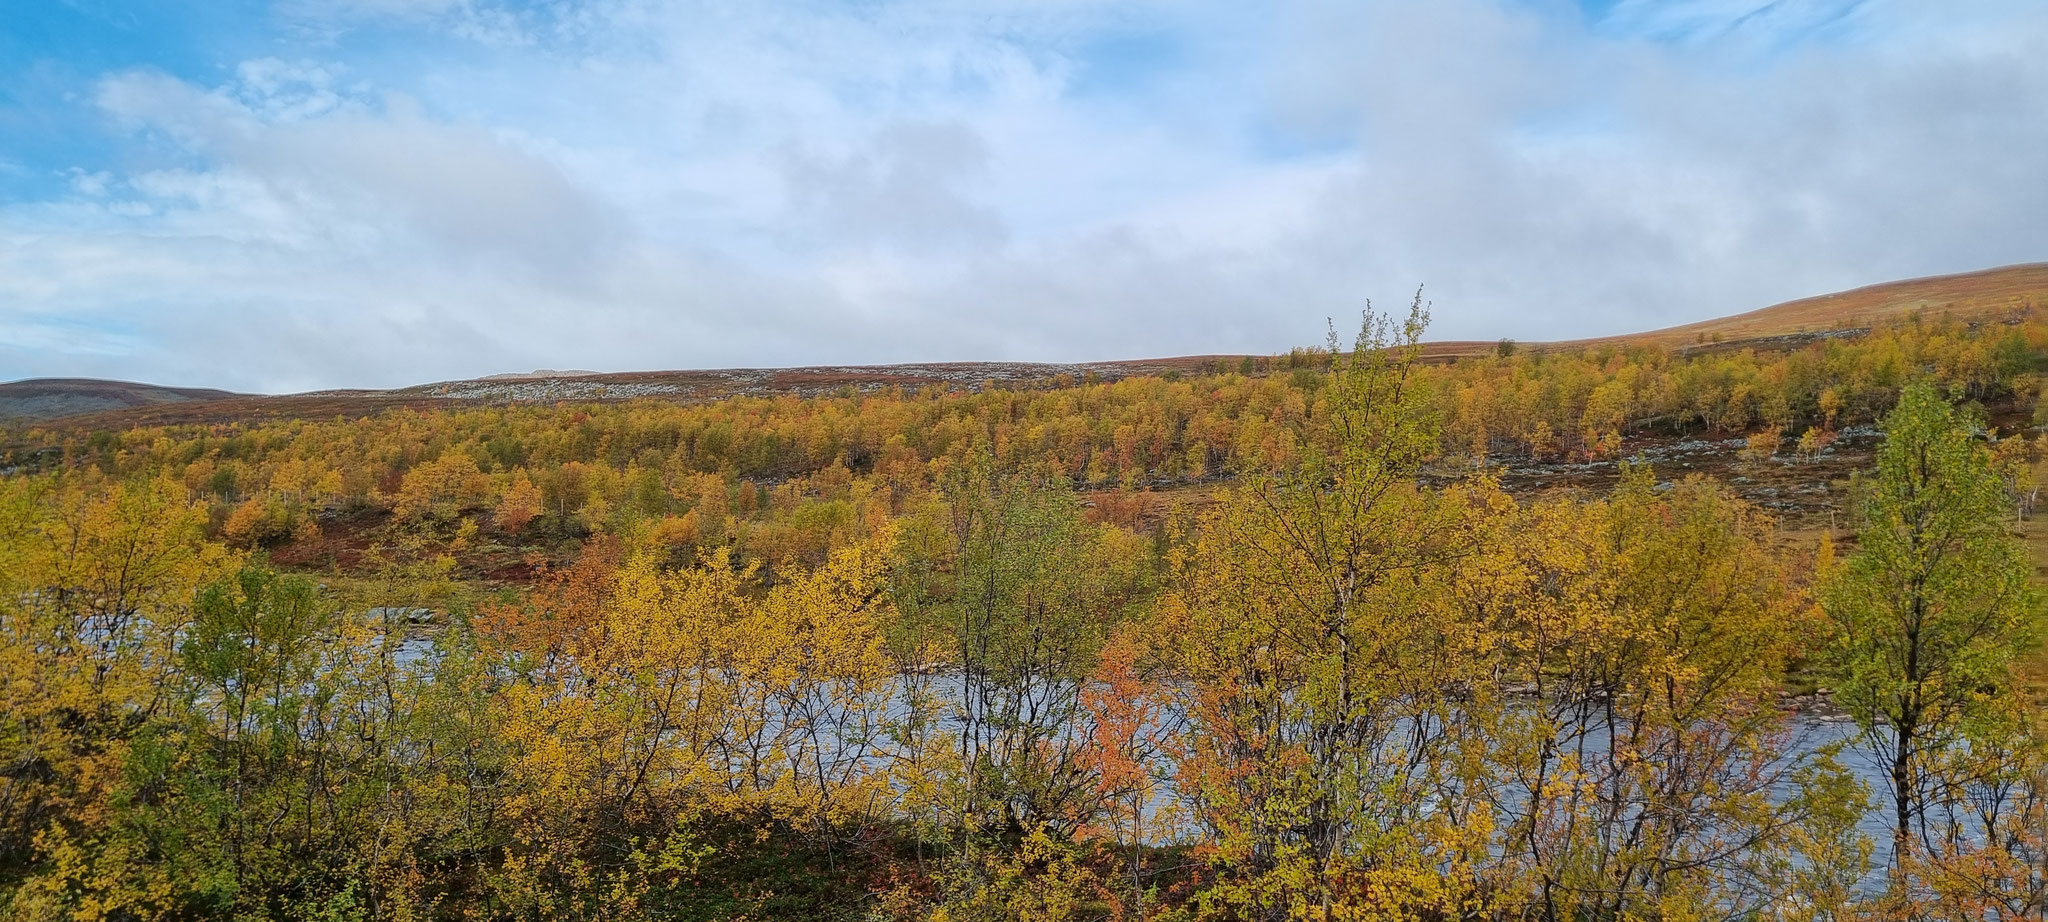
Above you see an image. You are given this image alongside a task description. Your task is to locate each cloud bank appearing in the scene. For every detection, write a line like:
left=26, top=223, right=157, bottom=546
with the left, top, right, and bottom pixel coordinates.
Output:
left=1, top=0, right=2044, bottom=392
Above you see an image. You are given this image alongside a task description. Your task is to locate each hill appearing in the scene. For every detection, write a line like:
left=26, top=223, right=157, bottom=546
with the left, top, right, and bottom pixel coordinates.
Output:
left=0, top=378, right=240, bottom=421
left=21, top=357, right=1245, bottom=429
left=1419, top=262, right=2048, bottom=359
left=12, top=262, right=2047, bottom=428
left=1622, top=262, right=2048, bottom=346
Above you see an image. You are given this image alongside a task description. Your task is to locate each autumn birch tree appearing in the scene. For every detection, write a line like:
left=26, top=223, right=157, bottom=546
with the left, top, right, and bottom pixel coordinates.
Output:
left=1164, top=297, right=1501, bottom=919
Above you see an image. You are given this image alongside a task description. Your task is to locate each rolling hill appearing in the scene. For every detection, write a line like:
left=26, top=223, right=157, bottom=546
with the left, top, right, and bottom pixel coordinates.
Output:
left=9, top=262, right=2045, bottom=428
left=0, top=378, right=240, bottom=422
left=1418, top=262, right=2048, bottom=360
left=1619, top=262, right=2048, bottom=346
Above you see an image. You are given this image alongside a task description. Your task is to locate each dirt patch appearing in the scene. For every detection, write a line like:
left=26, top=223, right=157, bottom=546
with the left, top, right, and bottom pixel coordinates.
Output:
left=270, top=507, right=390, bottom=573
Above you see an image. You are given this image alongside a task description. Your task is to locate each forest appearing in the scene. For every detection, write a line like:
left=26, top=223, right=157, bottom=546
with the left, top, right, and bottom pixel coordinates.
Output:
left=3, top=300, right=2046, bottom=921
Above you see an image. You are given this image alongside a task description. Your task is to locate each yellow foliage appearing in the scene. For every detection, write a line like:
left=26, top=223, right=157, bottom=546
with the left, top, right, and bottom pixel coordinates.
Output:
left=486, top=528, right=902, bottom=901
left=0, top=475, right=238, bottom=913
left=495, top=468, right=544, bottom=533
left=391, top=451, right=491, bottom=523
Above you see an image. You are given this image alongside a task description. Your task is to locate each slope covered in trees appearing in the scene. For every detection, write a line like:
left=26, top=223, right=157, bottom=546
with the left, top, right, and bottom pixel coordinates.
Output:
left=3, top=294, right=2047, bottom=920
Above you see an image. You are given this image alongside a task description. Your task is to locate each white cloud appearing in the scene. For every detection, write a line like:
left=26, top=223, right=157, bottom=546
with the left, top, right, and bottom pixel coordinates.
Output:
left=2, top=0, right=2044, bottom=391
left=93, top=69, right=623, bottom=273
left=1599, top=0, right=1870, bottom=46
left=780, top=120, right=1007, bottom=252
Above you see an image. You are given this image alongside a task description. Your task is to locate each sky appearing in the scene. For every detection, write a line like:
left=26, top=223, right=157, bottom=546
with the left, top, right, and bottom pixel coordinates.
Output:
left=1, top=0, right=2044, bottom=393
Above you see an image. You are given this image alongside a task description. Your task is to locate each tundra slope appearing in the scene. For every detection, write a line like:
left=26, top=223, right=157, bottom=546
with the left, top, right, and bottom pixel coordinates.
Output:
left=9, top=261, right=2045, bottom=429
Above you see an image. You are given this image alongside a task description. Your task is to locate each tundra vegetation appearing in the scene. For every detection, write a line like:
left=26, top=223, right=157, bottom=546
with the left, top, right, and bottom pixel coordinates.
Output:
left=3, top=299, right=2046, bottom=920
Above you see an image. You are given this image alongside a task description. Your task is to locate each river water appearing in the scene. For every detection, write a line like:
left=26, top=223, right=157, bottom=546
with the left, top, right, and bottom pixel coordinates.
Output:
left=387, top=631, right=1929, bottom=880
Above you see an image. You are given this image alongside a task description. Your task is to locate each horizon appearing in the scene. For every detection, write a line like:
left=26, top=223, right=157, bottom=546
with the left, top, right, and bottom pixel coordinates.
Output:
left=4, top=1, right=2047, bottom=393
left=4, top=259, right=2045, bottom=397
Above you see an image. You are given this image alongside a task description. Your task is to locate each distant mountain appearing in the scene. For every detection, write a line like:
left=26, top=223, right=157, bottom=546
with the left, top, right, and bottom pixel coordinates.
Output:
left=10, top=262, right=2046, bottom=427
left=0, top=378, right=239, bottom=421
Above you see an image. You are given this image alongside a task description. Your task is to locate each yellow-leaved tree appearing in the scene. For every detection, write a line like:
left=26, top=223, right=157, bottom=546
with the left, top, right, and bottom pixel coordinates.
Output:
left=1161, top=299, right=1507, bottom=919
left=480, top=529, right=898, bottom=918
left=1, top=474, right=236, bottom=919
left=1470, top=470, right=1868, bottom=919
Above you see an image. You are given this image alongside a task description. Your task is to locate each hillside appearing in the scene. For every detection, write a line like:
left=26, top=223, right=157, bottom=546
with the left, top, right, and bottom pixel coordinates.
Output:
left=1419, top=262, right=2048, bottom=359
left=0, top=378, right=239, bottom=421
left=1624, top=262, right=2048, bottom=345
left=19, top=356, right=1246, bottom=428
left=13, top=262, right=2047, bottom=428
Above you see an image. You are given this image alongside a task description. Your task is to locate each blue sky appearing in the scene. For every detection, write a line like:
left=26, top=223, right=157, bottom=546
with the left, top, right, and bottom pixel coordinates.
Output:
left=2, top=0, right=2044, bottom=392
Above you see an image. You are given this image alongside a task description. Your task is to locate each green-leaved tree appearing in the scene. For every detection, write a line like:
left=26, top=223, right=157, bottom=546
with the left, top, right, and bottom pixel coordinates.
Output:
left=1824, top=381, right=2040, bottom=858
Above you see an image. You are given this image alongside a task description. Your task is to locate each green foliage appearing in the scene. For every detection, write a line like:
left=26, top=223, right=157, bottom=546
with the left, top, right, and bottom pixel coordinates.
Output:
left=894, top=450, right=1152, bottom=846
left=1825, top=380, right=2043, bottom=849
